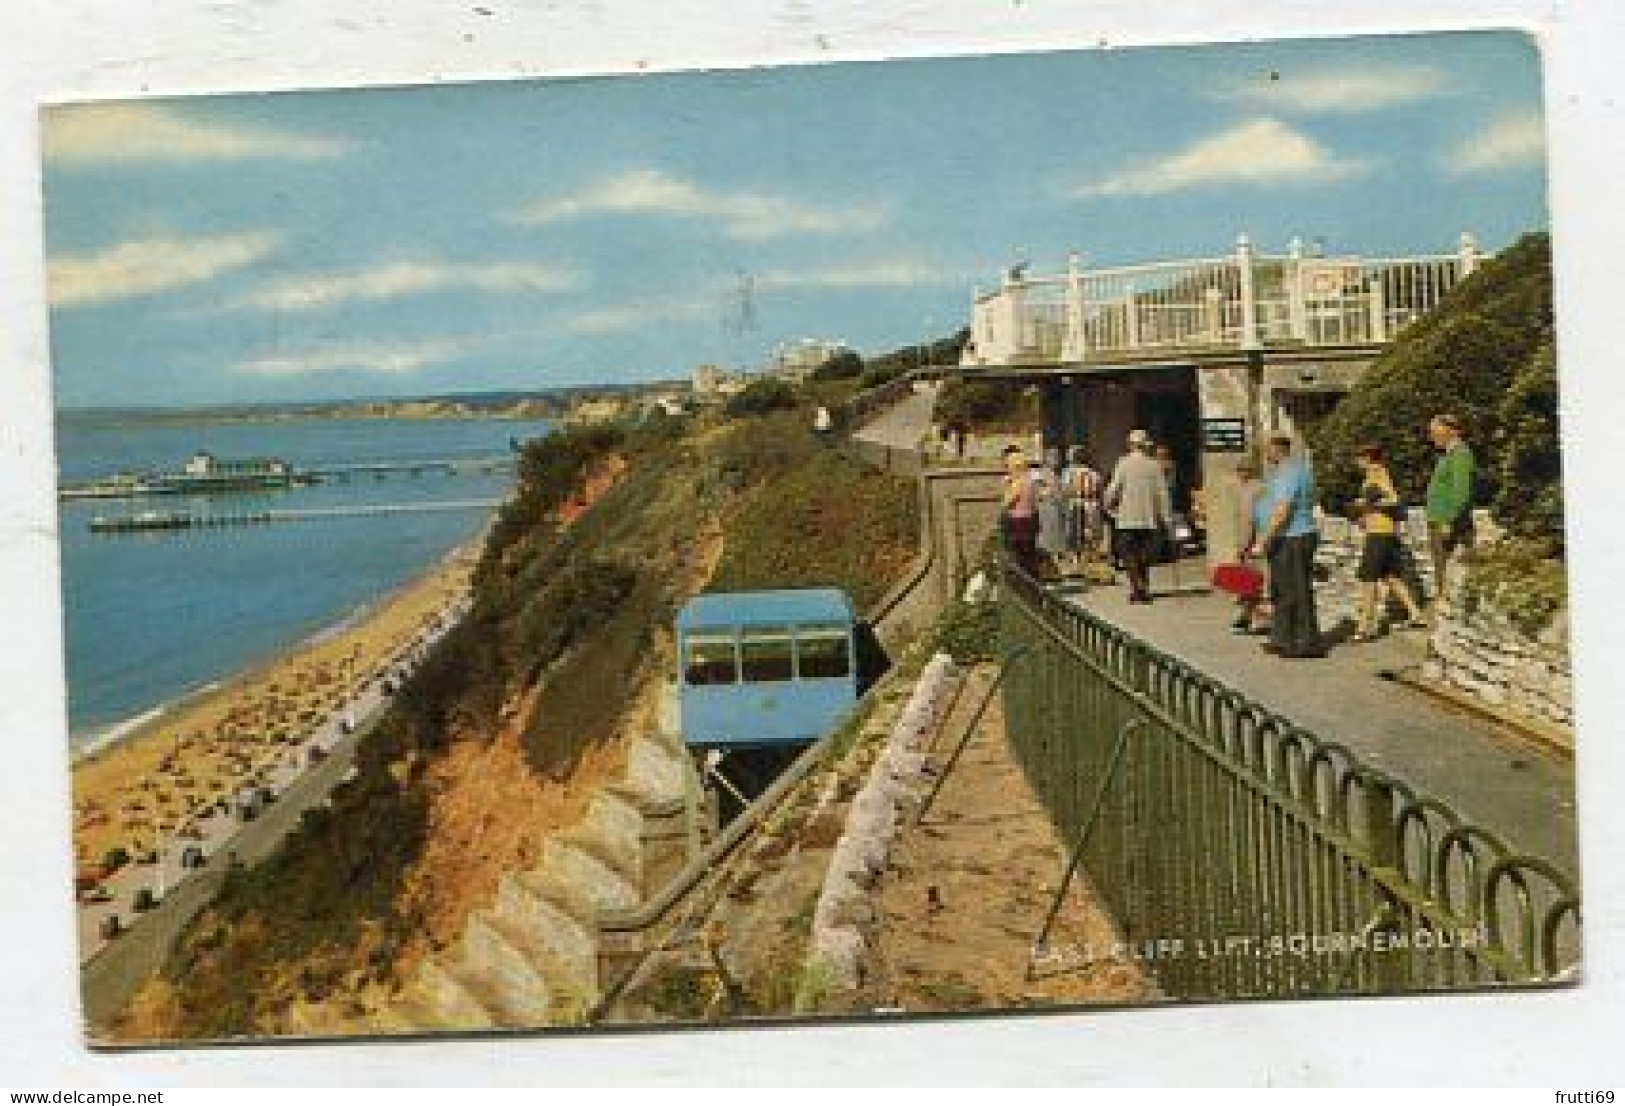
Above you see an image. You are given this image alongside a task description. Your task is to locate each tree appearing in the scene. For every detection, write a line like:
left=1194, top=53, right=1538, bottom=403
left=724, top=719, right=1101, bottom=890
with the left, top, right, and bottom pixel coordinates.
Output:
left=723, top=377, right=798, bottom=418
left=935, top=376, right=1036, bottom=432
left=810, top=349, right=864, bottom=381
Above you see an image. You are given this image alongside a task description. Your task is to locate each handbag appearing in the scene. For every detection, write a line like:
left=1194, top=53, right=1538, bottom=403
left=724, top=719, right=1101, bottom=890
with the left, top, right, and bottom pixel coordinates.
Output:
left=1212, top=562, right=1264, bottom=600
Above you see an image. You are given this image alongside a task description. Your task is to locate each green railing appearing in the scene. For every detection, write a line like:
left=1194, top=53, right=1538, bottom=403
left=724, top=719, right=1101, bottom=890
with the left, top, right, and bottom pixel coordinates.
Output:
left=998, top=560, right=1581, bottom=998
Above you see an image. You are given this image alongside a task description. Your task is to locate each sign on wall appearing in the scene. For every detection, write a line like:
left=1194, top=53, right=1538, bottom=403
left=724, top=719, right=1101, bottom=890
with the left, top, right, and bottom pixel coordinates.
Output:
left=1201, top=416, right=1249, bottom=452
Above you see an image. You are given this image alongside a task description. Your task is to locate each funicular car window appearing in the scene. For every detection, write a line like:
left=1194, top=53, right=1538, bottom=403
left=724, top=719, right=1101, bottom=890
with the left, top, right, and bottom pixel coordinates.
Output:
left=740, top=627, right=795, bottom=682
left=795, top=623, right=851, bottom=679
left=685, top=633, right=738, bottom=685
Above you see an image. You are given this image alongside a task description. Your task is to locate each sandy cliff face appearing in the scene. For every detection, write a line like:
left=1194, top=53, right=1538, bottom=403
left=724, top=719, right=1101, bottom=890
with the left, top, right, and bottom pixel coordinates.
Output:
left=108, top=410, right=916, bottom=1042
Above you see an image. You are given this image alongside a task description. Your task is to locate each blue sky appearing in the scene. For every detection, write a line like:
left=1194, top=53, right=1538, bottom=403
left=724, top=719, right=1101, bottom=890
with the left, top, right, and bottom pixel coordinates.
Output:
left=41, top=29, right=1548, bottom=408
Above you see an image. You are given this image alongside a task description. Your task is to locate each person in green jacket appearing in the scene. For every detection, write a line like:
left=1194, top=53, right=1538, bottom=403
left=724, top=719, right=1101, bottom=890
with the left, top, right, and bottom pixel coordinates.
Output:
left=1425, top=412, right=1476, bottom=603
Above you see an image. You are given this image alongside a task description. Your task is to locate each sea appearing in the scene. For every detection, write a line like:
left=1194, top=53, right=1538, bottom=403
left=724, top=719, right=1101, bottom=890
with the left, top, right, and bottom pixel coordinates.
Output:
left=56, top=413, right=552, bottom=751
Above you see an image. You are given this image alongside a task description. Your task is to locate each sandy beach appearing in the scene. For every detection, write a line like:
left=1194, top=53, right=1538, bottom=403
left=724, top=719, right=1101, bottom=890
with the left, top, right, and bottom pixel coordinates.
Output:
left=70, top=541, right=480, bottom=874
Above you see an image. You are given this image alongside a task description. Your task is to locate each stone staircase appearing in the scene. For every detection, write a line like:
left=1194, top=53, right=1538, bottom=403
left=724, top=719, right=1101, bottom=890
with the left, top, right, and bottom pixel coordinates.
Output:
left=370, top=733, right=693, bottom=1033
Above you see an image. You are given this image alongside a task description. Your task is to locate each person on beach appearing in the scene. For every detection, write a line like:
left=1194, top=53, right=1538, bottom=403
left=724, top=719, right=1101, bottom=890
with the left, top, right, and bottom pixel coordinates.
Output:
left=1001, top=444, right=1040, bottom=576
left=1351, top=445, right=1428, bottom=641
left=1104, top=429, right=1171, bottom=604
left=1248, top=434, right=1325, bottom=658
left=1425, top=412, right=1477, bottom=605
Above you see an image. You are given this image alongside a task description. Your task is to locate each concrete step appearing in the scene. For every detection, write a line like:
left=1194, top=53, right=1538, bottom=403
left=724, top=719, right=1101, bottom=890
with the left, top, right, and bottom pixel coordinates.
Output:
left=514, top=866, right=600, bottom=932
left=475, top=909, right=597, bottom=1021
left=611, top=735, right=689, bottom=812
left=455, top=912, right=556, bottom=1027
left=494, top=872, right=600, bottom=993
left=368, top=987, right=462, bottom=1036
left=412, top=954, right=497, bottom=1031
left=565, top=790, right=645, bottom=881
left=541, top=838, right=641, bottom=914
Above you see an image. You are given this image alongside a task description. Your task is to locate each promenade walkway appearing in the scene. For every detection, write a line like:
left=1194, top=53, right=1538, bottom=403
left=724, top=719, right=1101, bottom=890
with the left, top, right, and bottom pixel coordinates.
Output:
left=850, top=380, right=1031, bottom=467
left=1062, top=563, right=1578, bottom=874
left=851, top=381, right=938, bottom=451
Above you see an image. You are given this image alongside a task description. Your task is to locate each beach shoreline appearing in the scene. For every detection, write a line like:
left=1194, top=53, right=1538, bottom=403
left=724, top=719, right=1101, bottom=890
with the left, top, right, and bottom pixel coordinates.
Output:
left=69, top=560, right=443, bottom=764
left=69, top=534, right=483, bottom=868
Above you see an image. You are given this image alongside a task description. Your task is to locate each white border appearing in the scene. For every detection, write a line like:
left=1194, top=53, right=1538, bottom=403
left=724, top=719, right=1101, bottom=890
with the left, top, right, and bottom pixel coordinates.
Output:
left=3, top=0, right=1621, bottom=1086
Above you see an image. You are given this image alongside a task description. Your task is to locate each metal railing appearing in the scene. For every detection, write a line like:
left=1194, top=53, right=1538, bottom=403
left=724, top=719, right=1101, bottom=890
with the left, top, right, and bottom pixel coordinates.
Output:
left=966, top=236, right=1485, bottom=367
left=998, top=561, right=1580, bottom=998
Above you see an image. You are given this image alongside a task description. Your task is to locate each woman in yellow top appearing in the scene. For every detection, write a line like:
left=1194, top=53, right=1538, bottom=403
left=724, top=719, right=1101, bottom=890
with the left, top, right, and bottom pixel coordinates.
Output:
left=1001, top=444, right=1040, bottom=577
left=1352, top=444, right=1427, bottom=642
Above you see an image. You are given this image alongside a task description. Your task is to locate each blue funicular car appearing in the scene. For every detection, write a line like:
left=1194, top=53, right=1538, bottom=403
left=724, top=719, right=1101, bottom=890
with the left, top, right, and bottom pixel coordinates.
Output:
left=675, top=587, right=859, bottom=752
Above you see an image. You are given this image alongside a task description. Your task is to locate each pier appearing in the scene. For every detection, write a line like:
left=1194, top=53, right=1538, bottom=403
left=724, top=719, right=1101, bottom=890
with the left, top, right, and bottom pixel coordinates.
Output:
left=89, top=500, right=503, bottom=534
left=62, top=454, right=516, bottom=501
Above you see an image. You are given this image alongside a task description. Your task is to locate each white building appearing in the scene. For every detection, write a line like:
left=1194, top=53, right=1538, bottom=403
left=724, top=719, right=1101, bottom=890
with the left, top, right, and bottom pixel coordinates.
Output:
left=770, top=338, right=851, bottom=381
left=692, top=363, right=724, bottom=396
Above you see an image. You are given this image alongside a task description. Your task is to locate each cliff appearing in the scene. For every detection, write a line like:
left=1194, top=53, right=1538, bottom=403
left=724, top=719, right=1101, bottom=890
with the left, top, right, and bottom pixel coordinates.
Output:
left=110, top=393, right=919, bottom=1041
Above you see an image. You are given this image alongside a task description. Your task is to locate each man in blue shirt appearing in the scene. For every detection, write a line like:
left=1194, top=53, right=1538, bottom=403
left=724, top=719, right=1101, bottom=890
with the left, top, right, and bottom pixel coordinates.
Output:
left=1247, top=433, right=1326, bottom=658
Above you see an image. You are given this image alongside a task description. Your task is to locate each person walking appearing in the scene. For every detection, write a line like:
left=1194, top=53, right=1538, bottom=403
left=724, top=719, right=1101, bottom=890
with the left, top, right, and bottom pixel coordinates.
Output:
left=1248, top=434, right=1325, bottom=658
left=1062, top=445, right=1103, bottom=576
left=1425, top=413, right=1476, bottom=604
left=1033, top=450, right=1070, bottom=579
left=812, top=404, right=834, bottom=443
left=1229, top=459, right=1273, bottom=634
left=1001, top=444, right=1041, bottom=576
left=1154, top=443, right=1183, bottom=563
left=1351, top=445, right=1428, bottom=641
left=1104, top=429, right=1172, bottom=604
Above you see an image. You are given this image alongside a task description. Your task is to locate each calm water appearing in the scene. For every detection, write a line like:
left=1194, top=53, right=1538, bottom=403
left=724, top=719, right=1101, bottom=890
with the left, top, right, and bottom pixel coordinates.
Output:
left=57, top=415, right=550, bottom=745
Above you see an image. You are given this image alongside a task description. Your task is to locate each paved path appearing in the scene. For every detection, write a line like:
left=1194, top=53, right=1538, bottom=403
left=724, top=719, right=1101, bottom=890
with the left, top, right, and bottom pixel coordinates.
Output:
left=1061, top=562, right=1578, bottom=874
left=852, top=381, right=939, bottom=451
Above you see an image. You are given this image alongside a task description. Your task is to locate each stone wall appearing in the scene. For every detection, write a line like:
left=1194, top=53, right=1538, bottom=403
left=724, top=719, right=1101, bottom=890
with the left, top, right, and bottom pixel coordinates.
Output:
left=1424, top=574, right=1573, bottom=730
left=805, top=653, right=958, bottom=992
left=1313, top=509, right=1572, bottom=730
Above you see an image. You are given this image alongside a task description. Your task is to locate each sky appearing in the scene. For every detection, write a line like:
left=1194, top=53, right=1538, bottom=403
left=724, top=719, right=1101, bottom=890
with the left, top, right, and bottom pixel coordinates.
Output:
left=40, top=29, right=1548, bottom=408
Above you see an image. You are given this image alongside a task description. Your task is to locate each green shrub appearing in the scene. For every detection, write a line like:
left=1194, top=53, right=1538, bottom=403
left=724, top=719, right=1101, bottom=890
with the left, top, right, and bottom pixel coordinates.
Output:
left=935, top=376, right=1037, bottom=433
left=1462, top=537, right=1568, bottom=638
left=708, top=445, right=919, bottom=612
left=711, top=409, right=812, bottom=486
left=1492, top=341, right=1564, bottom=546
left=858, top=363, right=907, bottom=390
left=810, top=349, right=864, bottom=381
left=724, top=376, right=797, bottom=418
left=513, top=556, right=638, bottom=675
left=930, top=596, right=1001, bottom=664
left=1309, top=232, right=1558, bottom=547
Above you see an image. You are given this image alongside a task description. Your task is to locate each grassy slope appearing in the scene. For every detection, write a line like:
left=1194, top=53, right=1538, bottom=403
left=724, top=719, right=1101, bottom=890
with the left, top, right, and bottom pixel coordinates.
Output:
left=122, top=406, right=919, bottom=1039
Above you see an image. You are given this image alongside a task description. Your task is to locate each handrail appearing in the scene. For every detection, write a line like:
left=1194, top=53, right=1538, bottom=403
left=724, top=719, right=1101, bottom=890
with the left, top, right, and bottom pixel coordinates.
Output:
left=996, top=556, right=1579, bottom=995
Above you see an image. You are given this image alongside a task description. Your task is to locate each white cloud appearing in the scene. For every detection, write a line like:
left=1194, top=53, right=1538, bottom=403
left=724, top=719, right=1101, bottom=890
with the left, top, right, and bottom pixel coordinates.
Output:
left=49, top=231, right=283, bottom=308
left=756, top=260, right=976, bottom=290
left=1074, top=119, right=1371, bottom=199
left=44, top=102, right=351, bottom=164
left=551, top=297, right=714, bottom=337
left=1447, top=110, right=1546, bottom=174
left=234, top=339, right=466, bottom=378
left=217, top=261, right=582, bottom=313
left=512, top=169, right=887, bottom=240
left=1212, top=64, right=1450, bottom=114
